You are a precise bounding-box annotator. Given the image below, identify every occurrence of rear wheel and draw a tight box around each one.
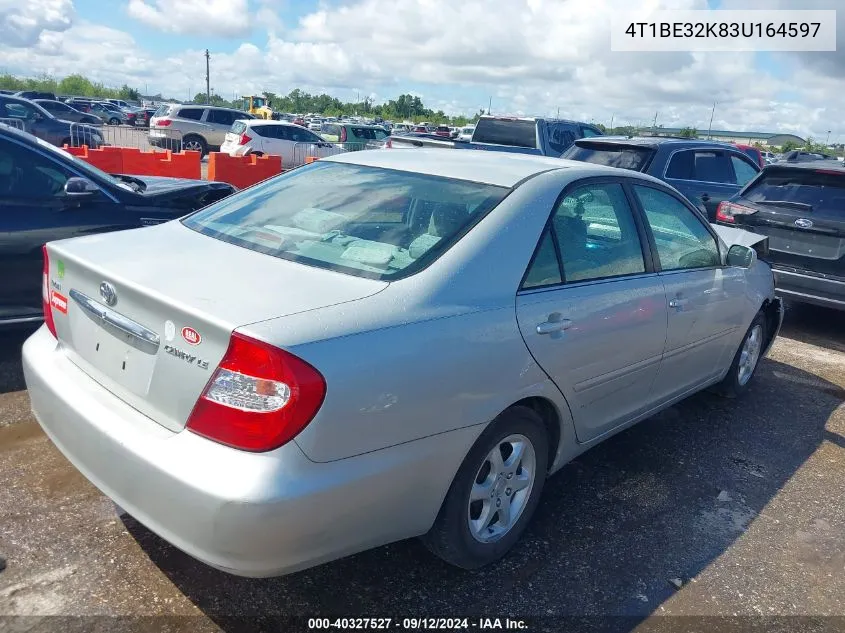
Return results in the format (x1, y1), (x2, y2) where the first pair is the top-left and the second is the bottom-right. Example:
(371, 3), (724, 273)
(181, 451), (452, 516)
(182, 135), (208, 156)
(108, 117), (120, 126)
(715, 312), (766, 398)
(422, 406), (548, 569)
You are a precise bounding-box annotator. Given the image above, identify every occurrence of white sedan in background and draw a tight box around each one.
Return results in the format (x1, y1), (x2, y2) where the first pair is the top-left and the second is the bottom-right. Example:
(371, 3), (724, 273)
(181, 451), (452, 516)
(221, 120), (344, 168)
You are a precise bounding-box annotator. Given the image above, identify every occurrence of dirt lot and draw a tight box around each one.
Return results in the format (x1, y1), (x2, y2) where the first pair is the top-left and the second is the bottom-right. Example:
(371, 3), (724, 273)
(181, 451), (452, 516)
(0, 302), (844, 632)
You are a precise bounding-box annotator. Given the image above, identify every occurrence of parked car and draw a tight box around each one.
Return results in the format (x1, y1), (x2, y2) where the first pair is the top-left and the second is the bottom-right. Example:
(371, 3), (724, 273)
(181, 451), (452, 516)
(716, 162), (845, 310)
(149, 104), (254, 156)
(221, 120), (343, 167)
(457, 125), (475, 141)
(14, 90), (57, 101)
(777, 150), (838, 163)
(33, 100), (101, 125)
(562, 137), (761, 221)
(320, 123), (388, 149)
(0, 95), (103, 149)
(733, 143), (765, 168)
(0, 124), (235, 327)
(434, 125), (452, 137)
(761, 150), (777, 164)
(106, 99), (137, 109)
(134, 108), (157, 128)
(63, 98), (95, 113)
(88, 102), (127, 126)
(24, 149), (781, 577)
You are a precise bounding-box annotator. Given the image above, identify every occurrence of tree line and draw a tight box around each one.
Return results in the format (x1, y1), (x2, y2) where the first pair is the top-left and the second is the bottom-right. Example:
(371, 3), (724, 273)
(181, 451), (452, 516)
(0, 73), (141, 102)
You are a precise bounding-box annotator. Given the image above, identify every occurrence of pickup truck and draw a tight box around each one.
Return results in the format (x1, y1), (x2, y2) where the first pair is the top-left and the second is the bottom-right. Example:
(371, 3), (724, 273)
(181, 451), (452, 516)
(385, 115), (604, 156)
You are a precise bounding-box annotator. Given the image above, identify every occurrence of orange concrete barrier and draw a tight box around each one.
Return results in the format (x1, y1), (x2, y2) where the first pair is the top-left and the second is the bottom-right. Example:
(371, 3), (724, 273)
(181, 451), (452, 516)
(304, 156), (318, 164)
(207, 153), (283, 189)
(63, 145), (201, 179)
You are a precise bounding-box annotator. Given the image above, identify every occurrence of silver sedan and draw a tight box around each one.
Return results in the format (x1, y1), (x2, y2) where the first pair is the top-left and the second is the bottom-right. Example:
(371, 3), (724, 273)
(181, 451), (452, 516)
(24, 149), (783, 577)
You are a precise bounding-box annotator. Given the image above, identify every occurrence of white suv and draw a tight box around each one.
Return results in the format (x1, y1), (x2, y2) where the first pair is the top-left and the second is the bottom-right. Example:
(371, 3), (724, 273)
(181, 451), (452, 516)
(149, 104), (254, 156)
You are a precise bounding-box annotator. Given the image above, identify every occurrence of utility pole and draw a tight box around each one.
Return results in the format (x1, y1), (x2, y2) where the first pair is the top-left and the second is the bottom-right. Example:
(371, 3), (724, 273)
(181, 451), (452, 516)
(826, 130), (831, 145)
(609, 114), (614, 134)
(488, 96), (492, 115)
(557, 107), (560, 118)
(205, 49), (211, 105)
(652, 111), (658, 131)
(707, 101), (716, 139)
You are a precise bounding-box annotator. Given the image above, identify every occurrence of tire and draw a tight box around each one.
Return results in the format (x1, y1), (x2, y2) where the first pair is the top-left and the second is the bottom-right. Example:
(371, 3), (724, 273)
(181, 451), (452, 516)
(181, 135), (208, 156)
(715, 311), (767, 398)
(108, 117), (120, 126)
(421, 406), (549, 570)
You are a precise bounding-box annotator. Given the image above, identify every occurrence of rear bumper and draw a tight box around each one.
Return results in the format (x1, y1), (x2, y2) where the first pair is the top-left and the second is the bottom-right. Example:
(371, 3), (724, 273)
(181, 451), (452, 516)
(773, 267), (845, 310)
(23, 325), (477, 577)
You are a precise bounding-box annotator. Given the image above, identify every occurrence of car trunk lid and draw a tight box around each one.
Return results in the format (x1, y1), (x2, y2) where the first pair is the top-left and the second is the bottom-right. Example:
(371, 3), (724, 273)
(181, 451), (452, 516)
(733, 166), (845, 277)
(45, 221), (387, 432)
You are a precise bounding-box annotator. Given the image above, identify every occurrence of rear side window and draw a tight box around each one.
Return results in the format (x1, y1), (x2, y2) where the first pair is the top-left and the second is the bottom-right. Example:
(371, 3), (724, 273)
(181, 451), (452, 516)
(153, 104), (171, 117)
(249, 125), (274, 138)
(731, 155), (759, 186)
(182, 162), (508, 281)
(743, 168), (845, 214)
(472, 118), (537, 148)
(562, 143), (654, 172)
(666, 150), (735, 184)
(207, 110), (237, 125)
(580, 126), (602, 138)
(177, 108), (204, 121)
(351, 127), (382, 140)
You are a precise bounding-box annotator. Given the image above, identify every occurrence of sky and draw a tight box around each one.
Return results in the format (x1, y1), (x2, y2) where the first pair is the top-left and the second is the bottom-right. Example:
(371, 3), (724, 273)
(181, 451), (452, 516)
(0, 0), (842, 140)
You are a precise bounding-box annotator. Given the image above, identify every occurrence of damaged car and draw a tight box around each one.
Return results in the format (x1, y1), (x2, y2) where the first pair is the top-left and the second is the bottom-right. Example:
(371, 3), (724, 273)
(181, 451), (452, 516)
(24, 150), (781, 577)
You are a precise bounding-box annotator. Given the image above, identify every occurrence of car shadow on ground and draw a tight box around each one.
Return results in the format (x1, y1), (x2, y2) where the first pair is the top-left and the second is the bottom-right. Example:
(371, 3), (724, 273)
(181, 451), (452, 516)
(123, 337), (844, 630)
(0, 326), (36, 395)
(778, 301), (845, 352)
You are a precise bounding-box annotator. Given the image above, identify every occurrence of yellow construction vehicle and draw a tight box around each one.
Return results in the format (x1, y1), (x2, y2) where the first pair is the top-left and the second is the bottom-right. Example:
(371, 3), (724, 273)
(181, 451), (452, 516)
(242, 95), (275, 120)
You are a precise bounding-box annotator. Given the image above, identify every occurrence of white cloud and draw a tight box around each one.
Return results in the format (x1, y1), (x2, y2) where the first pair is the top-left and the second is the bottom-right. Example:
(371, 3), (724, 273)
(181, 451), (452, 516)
(0, 0), (73, 47)
(126, 0), (251, 37)
(1, 0), (843, 140)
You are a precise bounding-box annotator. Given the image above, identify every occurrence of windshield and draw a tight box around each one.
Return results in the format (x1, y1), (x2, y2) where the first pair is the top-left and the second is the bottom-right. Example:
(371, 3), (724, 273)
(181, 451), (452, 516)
(743, 167), (845, 214)
(471, 118), (537, 148)
(562, 142), (654, 172)
(182, 162), (509, 280)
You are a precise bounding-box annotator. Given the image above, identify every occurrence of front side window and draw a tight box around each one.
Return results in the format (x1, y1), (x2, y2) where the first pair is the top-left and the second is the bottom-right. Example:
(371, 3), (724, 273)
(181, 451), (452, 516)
(183, 162), (509, 280)
(208, 110), (235, 125)
(0, 138), (70, 198)
(633, 185), (719, 271)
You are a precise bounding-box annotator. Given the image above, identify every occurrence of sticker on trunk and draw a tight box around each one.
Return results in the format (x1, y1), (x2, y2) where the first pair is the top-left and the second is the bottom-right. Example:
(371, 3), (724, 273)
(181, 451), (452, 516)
(181, 326), (202, 345)
(50, 291), (68, 314)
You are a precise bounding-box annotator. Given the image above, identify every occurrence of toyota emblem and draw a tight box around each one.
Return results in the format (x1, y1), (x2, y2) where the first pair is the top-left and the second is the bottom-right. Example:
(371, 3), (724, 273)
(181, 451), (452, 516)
(794, 218), (814, 229)
(99, 281), (117, 306)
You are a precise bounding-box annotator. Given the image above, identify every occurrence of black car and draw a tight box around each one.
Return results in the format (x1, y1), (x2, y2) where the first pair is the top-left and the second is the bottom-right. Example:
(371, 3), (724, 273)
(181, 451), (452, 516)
(0, 125), (236, 327)
(562, 137), (761, 221)
(777, 150), (838, 163)
(0, 94), (103, 149)
(14, 90), (57, 101)
(716, 161), (845, 310)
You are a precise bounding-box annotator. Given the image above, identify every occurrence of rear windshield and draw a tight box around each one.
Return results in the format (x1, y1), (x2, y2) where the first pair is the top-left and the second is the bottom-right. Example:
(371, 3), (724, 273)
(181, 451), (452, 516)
(562, 142), (654, 172)
(743, 167), (845, 213)
(231, 121), (247, 135)
(472, 118), (537, 148)
(182, 162), (509, 280)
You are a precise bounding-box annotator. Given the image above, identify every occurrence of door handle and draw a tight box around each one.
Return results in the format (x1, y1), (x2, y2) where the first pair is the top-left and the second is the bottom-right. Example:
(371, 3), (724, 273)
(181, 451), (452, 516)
(669, 298), (689, 309)
(536, 318), (572, 335)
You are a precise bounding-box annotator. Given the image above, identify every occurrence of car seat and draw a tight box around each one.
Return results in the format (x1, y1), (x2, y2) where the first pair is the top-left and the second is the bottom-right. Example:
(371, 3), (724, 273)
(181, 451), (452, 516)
(408, 202), (468, 259)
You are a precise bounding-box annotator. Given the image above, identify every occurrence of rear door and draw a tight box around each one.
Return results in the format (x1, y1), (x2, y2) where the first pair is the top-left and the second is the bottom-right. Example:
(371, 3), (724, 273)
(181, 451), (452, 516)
(516, 179), (667, 442)
(733, 166), (845, 298)
(631, 184), (746, 402)
(664, 148), (759, 221)
(0, 136), (123, 321)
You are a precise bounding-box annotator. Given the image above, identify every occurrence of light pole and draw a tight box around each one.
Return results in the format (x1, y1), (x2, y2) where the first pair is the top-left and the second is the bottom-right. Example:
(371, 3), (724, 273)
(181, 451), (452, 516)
(826, 130), (831, 145)
(707, 101), (716, 140)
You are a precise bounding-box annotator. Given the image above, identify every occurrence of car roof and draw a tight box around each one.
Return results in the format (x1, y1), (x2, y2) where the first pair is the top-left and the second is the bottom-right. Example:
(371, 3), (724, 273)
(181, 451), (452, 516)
(322, 148), (597, 187)
(763, 160), (845, 171)
(573, 136), (744, 149)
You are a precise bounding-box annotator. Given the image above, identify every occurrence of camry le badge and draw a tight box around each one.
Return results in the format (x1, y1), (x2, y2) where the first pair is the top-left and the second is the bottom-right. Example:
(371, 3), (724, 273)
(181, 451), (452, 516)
(99, 282), (117, 306)
(794, 218), (814, 229)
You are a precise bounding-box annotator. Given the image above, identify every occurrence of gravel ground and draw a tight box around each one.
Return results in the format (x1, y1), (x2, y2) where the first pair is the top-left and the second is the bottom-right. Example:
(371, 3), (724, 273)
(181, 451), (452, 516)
(0, 302), (843, 633)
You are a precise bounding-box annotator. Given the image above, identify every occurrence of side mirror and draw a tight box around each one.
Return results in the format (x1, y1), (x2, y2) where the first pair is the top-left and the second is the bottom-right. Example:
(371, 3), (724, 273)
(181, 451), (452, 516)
(726, 244), (756, 268)
(64, 177), (100, 197)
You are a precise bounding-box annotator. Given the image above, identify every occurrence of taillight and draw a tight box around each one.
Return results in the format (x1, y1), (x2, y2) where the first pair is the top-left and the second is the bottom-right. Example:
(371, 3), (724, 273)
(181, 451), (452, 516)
(716, 201), (758, 223)
(157, 119), (172, 127)
(385, 139), (393, 148)
(41, 246), (57, 338)
(186, 333), (326, 452)
(238, 133), (251, 145)
(339, 127), (347, 143)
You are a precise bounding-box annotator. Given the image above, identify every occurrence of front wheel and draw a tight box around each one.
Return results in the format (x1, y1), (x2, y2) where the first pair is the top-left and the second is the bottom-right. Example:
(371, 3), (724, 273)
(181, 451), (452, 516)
(108, 117), (121, 126)
(715, 312), (766, 398)
(421, 406), (548, 569)
(181, 135), (208, 156)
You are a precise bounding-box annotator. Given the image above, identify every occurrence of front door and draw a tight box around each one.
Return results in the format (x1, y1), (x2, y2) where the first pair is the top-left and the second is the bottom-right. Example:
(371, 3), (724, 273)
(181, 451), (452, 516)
(516, 180), (668, 442)
(630, 184), (746, 402)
